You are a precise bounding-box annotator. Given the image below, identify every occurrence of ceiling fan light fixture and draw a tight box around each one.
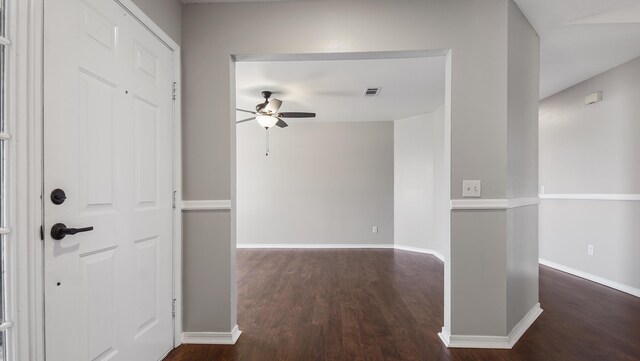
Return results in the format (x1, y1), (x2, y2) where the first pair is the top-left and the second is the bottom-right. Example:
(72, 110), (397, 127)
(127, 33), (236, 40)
(256, 115), (278, 129)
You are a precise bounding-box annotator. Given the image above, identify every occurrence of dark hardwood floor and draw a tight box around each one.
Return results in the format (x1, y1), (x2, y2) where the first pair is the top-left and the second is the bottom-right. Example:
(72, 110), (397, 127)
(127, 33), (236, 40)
(165, 249), (640, 361)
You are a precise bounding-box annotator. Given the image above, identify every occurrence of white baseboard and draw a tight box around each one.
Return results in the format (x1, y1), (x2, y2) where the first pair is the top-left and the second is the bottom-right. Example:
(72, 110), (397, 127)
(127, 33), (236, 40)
(393, 245), (444, 262)
(506, 303), (543, 347)
(539, 259), (640, 298)
(437, 328), (451, 346)
(237, 243), (395, 249)
(236, 243), (445, 262)
(438, 303), (542, 349)
(182, 325), (242, 345)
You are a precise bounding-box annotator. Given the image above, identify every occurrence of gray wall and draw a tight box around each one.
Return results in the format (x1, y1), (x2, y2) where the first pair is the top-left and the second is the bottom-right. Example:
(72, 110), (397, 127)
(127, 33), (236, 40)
(131, 0), (182, 44)
(432, 105), (451, 260)
(181, 0), (539, 338)
(505, 1), (540, 333)
(507, 1), (539, 200)
(394, 106), (447, 257)
(539, 56), (640, 292)
(183, 211), (231, 332)
(449, 2), (540, 337)
(394, 114), (435, 250)
(236, 121), (394, 246)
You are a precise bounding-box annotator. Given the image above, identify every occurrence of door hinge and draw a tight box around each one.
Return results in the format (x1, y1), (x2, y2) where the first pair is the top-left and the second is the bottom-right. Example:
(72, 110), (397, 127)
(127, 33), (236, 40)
(172, 191), (177, 209)
(172, 299), (177, 317)
(172, 82), (177, 101)
(40, 225), (44, 241)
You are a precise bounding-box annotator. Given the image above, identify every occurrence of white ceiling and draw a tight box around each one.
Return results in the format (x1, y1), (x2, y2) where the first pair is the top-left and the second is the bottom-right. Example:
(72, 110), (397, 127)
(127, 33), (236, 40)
(514, 0), (640, 99)
(197, 0), (640, 100)
(235, 57), (446, 123)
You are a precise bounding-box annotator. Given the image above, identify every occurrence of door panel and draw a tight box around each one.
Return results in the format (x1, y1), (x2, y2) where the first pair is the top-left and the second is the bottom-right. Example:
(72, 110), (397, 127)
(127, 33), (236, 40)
(133, 236), (159, 338)
(134, 98), (159, 206)
(78, 70), (117, 209)
(81, 247), (118, 361)
(44, 0), (175, 360)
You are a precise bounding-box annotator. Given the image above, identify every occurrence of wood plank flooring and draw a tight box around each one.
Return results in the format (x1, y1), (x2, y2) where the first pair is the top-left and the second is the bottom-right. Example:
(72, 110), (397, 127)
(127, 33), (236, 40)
(164, 249), (640, 361)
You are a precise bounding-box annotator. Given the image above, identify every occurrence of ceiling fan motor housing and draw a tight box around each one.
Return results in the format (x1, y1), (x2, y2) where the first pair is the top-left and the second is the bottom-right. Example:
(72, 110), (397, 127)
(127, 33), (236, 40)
(256, 90), (273, 113)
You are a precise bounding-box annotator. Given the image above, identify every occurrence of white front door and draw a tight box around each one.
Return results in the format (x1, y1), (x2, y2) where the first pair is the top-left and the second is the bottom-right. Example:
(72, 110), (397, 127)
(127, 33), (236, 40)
(43, 0), (175, 360)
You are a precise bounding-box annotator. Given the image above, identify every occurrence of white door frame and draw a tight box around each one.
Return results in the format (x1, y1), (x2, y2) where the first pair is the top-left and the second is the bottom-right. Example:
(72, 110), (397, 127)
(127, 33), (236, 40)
(17, 1), (183, 359)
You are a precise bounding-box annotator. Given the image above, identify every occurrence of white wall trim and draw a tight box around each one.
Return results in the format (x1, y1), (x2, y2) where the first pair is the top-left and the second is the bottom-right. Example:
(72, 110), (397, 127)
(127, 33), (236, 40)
(394, 245), (445, 262)
(450, 197), (539, 210)
(171, 47), (184, 347)
(237, 244), (446, 261)
(182, 325), (242, 345)
(539, 259), (640, 298)
(189, 197), (541, 212)
(539, 194), (640, 201)
(237, 243), (395, 249)
(437, 327), (451, 346)
(451, 199), (507, 210)
(438, 303), (542, 349)
(507, 197), (540, 208)
(117, 0), (179, 50)
(21, 0), (45, 360)
(506, 303), (543, 348)
(182, 200), (232, 211)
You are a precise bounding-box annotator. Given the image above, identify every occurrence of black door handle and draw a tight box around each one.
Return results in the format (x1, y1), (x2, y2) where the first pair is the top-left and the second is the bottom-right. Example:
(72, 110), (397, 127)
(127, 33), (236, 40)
(51, 223), (94, 240)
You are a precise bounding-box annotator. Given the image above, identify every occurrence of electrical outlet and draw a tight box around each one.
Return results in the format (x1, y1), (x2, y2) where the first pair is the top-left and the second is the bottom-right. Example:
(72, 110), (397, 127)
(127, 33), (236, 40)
(462, 180), (481, 197)
(588, 245), (594, 256)
(372, 226), (378, 234)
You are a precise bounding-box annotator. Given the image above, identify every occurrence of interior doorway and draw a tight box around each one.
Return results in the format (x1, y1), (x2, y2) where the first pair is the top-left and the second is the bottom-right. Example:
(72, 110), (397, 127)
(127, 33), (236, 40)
(232, 50), (452, 341)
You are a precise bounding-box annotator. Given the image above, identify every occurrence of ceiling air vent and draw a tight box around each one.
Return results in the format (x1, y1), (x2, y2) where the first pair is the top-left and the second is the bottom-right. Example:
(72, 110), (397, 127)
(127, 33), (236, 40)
(364, 87), (381, 96)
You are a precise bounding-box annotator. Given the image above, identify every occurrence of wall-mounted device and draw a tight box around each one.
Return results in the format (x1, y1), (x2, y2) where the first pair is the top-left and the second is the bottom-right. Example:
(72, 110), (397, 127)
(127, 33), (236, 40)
(584, 91), (602, 105)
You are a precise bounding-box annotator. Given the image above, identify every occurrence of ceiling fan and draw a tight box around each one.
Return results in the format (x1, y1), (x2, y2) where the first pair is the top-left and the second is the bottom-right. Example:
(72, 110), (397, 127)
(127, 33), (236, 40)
(236, 90), (316, 129)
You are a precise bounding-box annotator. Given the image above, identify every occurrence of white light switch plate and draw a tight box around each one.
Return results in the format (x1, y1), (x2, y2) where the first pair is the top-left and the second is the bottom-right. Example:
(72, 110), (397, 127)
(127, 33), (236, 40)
(463, 180), (481, 197)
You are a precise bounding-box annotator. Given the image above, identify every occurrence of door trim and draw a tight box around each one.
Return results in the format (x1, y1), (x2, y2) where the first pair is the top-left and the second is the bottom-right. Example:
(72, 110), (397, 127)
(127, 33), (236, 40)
(19, 1), (45, 360)
(24, 1), (183, 358)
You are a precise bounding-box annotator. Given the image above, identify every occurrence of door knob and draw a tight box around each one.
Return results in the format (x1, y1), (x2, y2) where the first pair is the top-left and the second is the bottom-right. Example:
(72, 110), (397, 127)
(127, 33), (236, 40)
(50, 223), (94, 240)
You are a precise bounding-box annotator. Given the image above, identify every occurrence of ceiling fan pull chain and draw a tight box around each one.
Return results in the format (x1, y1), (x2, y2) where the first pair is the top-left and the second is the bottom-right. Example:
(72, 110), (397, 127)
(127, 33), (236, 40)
(265, 128), (269, 156)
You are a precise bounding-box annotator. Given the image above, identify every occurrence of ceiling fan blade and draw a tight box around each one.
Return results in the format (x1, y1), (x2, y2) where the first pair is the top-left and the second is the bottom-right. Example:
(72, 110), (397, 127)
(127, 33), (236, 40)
(236, 117), (255, 124)
(275, 118), (288, 128)
(264, 98), (283, 114)
(278, 112), (316, 118)
(236, 108), (257, 115)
